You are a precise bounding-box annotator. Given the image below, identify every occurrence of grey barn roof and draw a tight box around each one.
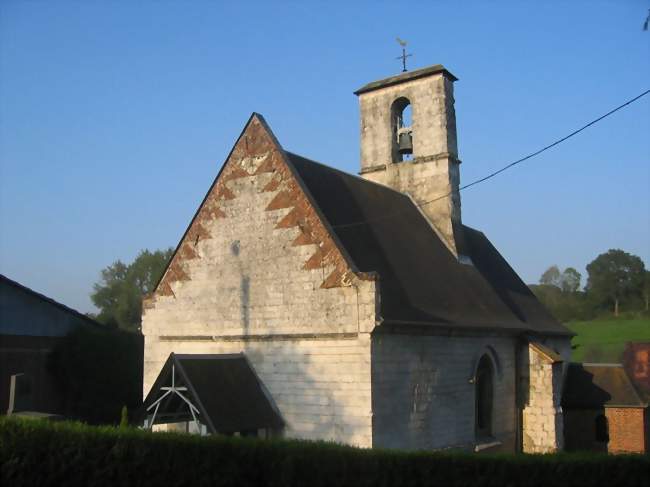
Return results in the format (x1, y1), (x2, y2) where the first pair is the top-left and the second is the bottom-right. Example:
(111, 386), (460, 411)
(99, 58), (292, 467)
(143, 353), (283, 433)
(0, 273), (101, 336)
(285, 152), (571, 336)
(562, 363), (647, 409)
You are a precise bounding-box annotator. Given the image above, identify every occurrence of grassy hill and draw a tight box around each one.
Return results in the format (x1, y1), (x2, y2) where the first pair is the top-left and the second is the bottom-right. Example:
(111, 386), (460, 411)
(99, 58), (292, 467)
(566, 318), (650, 363)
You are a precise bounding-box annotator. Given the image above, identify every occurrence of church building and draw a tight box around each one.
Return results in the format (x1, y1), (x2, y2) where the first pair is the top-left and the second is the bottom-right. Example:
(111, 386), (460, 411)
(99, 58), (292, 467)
(141, 64), (573, 453)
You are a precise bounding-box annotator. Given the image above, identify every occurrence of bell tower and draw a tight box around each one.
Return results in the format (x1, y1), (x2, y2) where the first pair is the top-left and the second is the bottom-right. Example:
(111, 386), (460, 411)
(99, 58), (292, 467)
(355, 64), (464, 256)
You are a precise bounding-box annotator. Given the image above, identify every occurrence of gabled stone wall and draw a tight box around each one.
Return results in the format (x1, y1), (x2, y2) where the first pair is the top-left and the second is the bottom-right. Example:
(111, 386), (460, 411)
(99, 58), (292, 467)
(142, 116), (377, 446)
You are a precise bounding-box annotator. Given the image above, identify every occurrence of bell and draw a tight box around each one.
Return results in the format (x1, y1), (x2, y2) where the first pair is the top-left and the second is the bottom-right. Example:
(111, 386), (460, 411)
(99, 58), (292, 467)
(398, 131), (413, 155)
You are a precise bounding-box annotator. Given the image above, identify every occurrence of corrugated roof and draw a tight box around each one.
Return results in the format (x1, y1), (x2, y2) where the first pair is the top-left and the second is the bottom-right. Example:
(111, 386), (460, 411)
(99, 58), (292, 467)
(143, 353), (283, 433)
(562, 363), (647, 408)
(287, 152), (571, 336)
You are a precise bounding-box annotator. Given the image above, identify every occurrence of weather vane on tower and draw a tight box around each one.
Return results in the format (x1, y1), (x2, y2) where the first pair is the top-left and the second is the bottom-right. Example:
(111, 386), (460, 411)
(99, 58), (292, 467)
(396, 37), (412, 72)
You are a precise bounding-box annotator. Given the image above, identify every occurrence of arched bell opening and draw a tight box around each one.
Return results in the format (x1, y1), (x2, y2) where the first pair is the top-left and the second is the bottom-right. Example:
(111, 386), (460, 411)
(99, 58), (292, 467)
(391, 97), (413, 163)
(475, 354), (494, 439)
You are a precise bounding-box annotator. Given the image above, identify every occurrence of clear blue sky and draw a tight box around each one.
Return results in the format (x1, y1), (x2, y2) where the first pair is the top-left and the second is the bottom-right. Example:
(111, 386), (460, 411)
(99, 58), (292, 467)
(1, 1), (649, 313)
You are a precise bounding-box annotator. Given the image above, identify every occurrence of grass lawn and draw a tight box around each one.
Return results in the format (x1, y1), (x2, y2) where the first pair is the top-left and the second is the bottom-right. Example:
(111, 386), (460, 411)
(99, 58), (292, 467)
(566, 318), (650, 363)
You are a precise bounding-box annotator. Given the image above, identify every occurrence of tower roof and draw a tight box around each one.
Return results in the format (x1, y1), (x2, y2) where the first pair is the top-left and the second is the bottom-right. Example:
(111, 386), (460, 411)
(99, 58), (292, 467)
(354, 64), (458, 96)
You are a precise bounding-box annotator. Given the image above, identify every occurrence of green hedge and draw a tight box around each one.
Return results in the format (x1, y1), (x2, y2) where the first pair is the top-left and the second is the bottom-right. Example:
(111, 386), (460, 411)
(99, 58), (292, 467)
(1, 418), (647, 487)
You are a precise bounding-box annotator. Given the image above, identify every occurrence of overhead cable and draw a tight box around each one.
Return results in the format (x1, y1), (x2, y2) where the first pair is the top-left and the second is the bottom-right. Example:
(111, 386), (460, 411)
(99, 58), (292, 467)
(332, 89), (650, 229)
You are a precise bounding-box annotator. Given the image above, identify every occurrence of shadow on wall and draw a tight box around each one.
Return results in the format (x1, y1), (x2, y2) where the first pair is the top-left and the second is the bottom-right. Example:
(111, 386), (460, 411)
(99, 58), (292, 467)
(230, 240), (251, 336)
(144, 338), (370, 446)
(563, 408), (610, 453)
(562, 366), (612, 452)
(242, 340), (370, 445)
(371, 334), (517, 453)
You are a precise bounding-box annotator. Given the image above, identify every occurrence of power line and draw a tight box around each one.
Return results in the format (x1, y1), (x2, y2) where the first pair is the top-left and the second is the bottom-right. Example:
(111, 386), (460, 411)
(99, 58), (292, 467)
(332, 89), (650, 230)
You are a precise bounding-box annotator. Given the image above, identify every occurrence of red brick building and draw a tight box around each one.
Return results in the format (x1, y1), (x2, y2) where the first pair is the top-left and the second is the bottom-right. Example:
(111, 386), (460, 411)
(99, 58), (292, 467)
(563, 363), (648, 454)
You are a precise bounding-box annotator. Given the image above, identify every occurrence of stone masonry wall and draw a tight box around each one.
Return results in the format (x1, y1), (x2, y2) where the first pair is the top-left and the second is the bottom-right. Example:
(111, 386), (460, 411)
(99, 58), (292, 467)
(145, 335), (373, 446)
(142, 116), (377, 447)
(522, 344), (564, 453)
(371, 332), (517, 452)
(358, 73), (458, 170)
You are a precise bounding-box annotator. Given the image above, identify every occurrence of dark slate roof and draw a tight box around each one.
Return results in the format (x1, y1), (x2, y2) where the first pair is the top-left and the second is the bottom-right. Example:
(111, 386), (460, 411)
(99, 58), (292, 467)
(354, 64), (458, 95)
(0, 273), (101, 336)
(563, 363), (647, 408)
(286, 152), (571, 336)
(143, 353), (283, 433)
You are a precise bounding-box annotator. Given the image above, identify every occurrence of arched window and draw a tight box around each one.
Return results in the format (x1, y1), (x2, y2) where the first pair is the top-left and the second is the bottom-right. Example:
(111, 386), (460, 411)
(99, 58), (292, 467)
(595, 414), (609, 443)
(475, 354), (494, 438)
(391, 97), (413, 162)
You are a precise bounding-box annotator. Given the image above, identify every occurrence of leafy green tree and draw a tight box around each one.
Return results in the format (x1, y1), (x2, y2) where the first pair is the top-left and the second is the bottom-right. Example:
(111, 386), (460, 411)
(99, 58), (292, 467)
(586, 249), (646, 317)
(91, 248), (174, 330)
(560, 267), (582, 293)
(540, 265), (561, 287)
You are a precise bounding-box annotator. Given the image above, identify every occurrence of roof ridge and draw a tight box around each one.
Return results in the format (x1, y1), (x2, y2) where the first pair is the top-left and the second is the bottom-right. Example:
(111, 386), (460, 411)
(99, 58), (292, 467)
(581, 363), (624, 367)
(175, 353), (243, 360)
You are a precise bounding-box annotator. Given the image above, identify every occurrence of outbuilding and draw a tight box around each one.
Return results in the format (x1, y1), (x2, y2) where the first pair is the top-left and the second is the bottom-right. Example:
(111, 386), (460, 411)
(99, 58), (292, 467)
(563, 362), (648, 453)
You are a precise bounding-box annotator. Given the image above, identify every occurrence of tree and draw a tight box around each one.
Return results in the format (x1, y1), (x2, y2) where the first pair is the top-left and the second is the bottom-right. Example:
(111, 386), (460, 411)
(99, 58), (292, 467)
(540, 265), (561, 287)
(91, 248), (174, 330)
(120, 405), (129, 428)
(560, 267), (581, 293)
(586, 249), (646, 317)
(48, 325), (143, 424)
(643, 271), (650, 311)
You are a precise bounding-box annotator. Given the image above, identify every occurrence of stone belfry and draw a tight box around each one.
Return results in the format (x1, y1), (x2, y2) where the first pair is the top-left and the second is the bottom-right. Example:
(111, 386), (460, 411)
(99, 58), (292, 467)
(355, 65), (464, 256)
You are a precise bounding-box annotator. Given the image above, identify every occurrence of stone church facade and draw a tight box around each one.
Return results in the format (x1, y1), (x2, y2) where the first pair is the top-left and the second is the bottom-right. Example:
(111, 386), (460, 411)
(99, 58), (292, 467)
(142, 65), (572, 453)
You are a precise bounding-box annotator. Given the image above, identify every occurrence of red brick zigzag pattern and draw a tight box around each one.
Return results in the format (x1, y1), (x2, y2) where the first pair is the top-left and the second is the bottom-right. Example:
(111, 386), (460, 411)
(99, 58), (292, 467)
(153, 117), (355, 302)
